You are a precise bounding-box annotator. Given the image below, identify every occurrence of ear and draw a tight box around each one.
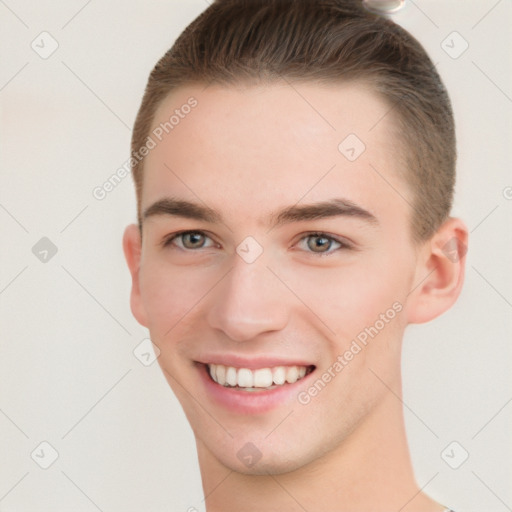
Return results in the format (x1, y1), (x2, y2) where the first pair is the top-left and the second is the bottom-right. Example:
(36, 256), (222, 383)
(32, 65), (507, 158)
(406, 217), (468, 324)
(122, 224), (149, 327)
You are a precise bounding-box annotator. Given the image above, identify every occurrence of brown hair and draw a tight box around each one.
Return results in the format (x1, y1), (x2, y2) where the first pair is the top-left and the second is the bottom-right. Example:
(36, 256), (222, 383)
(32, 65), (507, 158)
(131, 0), (455, 241)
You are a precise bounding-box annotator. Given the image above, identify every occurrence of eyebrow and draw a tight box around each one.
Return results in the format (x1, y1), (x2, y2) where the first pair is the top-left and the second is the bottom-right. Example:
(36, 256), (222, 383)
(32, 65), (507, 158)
(142, 197), (378, 228)
(273, 198), (378, 227)
(143, 198), (221, 224)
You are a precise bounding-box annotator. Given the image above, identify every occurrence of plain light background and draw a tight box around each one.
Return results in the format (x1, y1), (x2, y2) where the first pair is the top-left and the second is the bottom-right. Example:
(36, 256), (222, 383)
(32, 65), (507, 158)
(1, 1), (511, 511)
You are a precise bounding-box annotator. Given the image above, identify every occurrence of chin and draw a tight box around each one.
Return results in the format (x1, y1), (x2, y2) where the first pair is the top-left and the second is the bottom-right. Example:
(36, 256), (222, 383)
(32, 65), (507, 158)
(197, 427), (334, 477)
(219, 449), (313, 476)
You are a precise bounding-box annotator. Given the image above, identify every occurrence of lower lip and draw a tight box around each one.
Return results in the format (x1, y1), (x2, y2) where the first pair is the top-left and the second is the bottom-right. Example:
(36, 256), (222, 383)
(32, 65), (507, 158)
(197, 363), (316, 414)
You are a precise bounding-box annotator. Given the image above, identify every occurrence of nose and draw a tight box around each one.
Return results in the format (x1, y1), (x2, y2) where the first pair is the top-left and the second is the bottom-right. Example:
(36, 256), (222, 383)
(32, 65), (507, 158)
(206, 254), (290, 342)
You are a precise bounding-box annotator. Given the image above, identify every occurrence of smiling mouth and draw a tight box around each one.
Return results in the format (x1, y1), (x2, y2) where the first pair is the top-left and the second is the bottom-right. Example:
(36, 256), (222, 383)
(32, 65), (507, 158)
(206, 363), (315, 392)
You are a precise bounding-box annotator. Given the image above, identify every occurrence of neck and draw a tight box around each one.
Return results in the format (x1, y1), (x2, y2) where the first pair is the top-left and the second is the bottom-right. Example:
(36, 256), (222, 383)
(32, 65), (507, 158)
(196, 386), (444, 512)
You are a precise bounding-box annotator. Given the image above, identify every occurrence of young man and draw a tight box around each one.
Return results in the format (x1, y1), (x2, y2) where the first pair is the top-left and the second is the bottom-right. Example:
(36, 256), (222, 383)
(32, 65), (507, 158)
(123, 1), (467, 510)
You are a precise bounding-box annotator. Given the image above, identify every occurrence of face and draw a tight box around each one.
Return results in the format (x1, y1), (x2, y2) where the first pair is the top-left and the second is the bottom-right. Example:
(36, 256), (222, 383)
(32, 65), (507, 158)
(126, 81), (425, 474)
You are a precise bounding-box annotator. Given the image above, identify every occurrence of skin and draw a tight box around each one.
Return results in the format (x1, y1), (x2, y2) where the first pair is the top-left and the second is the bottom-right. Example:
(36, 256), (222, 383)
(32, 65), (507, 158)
(123, 81), (468, 511)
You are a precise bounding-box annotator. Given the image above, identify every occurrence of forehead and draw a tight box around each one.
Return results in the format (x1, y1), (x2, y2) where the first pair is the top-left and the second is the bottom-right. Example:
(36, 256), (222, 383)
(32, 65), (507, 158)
(142, 81), (409, 226)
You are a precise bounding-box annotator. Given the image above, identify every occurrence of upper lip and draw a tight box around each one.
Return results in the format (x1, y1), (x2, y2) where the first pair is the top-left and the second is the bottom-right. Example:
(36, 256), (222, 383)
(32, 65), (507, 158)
(196, 354), (315, 370)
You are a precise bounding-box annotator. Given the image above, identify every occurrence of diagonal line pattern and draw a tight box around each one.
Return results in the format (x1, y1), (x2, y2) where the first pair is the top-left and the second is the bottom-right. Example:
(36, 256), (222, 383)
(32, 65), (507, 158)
(163, 368), (233, 438)
(0, 265), (28, 295)
(61, 0), (93, 29)
(202, 470), (233, 503)
(268, 474), (310, 511)
(0, 62), (29, 92)
(369, 163), (416, 211)
(0, 408), (29, 439)
(472, 266), (512, 309)
(470, 205), (499, 233)
(472, 0), (503, 30)
(61, 369), (131, 439)
(369, 100), (400, 132)
(0, 0), (29, 28)
(265, 410), (294, 439)
(61, 471), (104, 511)
(472, 61), (512, 104)
(266, 266), (336, 335)
(0, 203), (29, 232)
(61, 61), (131, 129)
(406, 267), (437, 297)
(60, 205), (89, 233)
(61, 265), (132, 334)
(472, 396), (512, 439)
(408, 0), (439, 28)
(368, 367), (439, 438)
(397, 473), (439, 512)
(472, 471), (512, 511)
(0, 472), (29, 503)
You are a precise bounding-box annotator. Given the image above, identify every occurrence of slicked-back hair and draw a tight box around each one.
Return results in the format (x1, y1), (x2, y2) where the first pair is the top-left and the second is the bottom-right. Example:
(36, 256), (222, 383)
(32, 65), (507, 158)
(131, 0), (456, 242)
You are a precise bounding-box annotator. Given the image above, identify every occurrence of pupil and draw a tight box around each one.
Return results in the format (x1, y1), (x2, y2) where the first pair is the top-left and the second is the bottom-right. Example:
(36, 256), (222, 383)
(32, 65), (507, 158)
(185, 233), (204, 247)
(309, 236), (330, 252)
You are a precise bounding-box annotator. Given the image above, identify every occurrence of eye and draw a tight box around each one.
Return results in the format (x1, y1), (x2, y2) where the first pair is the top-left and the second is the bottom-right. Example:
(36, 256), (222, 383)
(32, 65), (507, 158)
(297, 233), (350, 254)
(163, 231), (216, 250)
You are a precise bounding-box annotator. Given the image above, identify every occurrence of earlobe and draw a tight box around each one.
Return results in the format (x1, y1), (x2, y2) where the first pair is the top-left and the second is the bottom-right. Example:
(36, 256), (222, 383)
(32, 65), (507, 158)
(122, 224), (149, 327)
(406, 218), (468, 324)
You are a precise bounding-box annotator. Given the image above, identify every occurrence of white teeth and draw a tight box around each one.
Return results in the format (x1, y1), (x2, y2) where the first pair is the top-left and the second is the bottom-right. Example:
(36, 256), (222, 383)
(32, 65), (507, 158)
(216, 364), (226, 386)
(226, 366), (237, 386)
(238, 368), (253, 388)
(272, 366), (286, 385)
(285, 366), (299, 384)
(253, 368), (273, 388)
(207, 363), (311, 388)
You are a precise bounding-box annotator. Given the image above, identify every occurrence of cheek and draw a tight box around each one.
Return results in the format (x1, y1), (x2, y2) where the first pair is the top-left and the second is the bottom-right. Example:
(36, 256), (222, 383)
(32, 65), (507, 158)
(343, 271), (402, 319)
(284, 255), (409, 338)
(139, 260), (211, 336)
(326, 254), (411, 380)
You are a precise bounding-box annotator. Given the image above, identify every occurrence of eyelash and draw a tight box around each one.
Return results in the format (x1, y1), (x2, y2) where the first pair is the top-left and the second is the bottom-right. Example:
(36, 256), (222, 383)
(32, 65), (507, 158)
(161, 230), (353, 256)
